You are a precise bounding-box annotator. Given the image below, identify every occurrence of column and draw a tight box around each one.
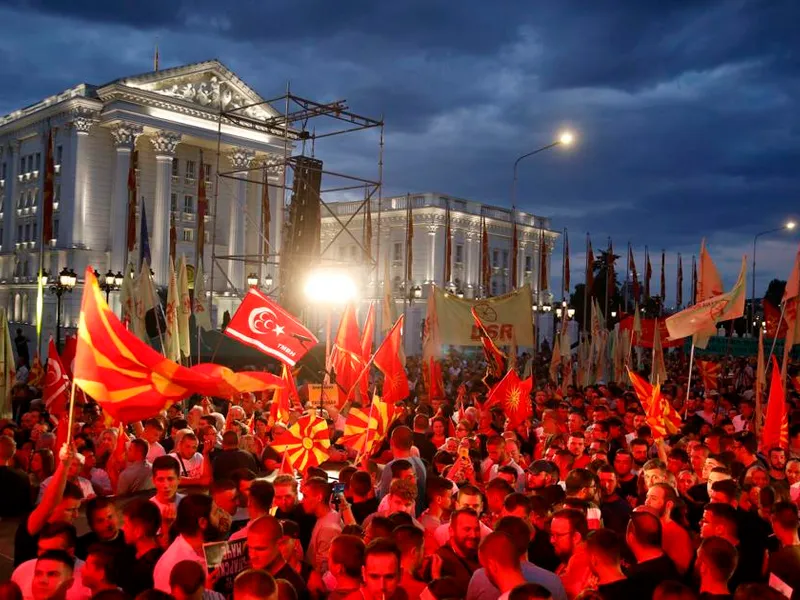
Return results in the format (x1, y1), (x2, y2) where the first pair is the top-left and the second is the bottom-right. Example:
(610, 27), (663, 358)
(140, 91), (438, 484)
(427, 225), (437, 283)
(109, 123), (142, 273)
(516, 242), (525, 290)
(150, 131), (181, 286)
(228, 148), (255, 291)
(464, 232), (474, 292)
(69, 109), (98, 248)
(4, 142), (20, 254)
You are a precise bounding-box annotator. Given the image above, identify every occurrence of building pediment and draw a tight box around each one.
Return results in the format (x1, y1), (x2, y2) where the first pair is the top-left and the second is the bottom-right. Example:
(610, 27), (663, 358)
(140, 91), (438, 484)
(98, 60), (278, 122)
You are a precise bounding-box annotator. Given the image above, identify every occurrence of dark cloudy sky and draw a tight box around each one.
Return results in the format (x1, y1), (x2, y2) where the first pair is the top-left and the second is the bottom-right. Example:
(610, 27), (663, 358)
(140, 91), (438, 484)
(1, 0), (798, 304)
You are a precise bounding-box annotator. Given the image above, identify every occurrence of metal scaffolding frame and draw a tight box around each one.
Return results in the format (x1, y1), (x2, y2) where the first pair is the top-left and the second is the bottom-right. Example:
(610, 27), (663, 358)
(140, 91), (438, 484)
(207, 83), (385, 322)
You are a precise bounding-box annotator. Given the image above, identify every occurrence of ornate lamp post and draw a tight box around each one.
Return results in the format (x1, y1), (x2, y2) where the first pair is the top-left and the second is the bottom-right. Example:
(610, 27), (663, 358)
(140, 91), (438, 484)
(49, 267), (77, 351)
(96, 269), (124, 303)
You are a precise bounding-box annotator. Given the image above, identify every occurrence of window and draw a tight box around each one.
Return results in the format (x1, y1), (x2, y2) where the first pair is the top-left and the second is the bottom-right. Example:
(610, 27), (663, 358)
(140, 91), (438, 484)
(525, 256), (532, 272)
(170, 193), (177, 212)
(502, 250), (509, 269)
(53, 220), (58, 240)
(27, 155), (33, 172)
(54, 184), (61, 204)
(19, 156), (25, 174)
(24, 224), (30, 242)
(56, 145), (63, 165)
(455, 244), (464, 264)
(186, 160), (196, 180)
(393, 242), (402, 262)
(31, 190), (37, 208)
(32, 223), (37, 241)
(35, 153), (41, 171)
(171, 158), (179, 177)
(183, 195), (194, 213)
(1, 162), (6, 179)
(204, 163), (212, 182)
(350, 246), (358, 260)
(491, 280), (498, 296)
(204, 230), (211, 243)
(182, 229), (194, 242)
(393, 275), (401, 292)
(492, 249), (499, 268)
(0, 228), (3, 245)
(16, 225), (22, 242)
(17, 193), (23, 209)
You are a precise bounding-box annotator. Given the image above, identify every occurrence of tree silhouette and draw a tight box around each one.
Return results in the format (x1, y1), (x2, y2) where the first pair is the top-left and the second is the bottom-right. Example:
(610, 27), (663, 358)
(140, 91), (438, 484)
(764, 279), (787, 308)
(569, 248), (622, 329)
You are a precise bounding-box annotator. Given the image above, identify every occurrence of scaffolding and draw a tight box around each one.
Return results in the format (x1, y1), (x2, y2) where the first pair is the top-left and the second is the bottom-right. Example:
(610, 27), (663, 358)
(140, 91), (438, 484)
(208, 84), (385, 320)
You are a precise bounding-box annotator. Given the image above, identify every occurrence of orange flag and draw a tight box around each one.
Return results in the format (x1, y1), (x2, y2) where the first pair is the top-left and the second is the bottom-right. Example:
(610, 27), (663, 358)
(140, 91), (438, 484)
(74, 268), (286, 423)
(471, 307), (507, 380)
(627, 368), (682, 434)
(761, 355), (789, 451)
(43, 339), (70, 417)
(696, 360), (721, 392)
(271, 413), (331, 473)
(330, 303), (366, 402)
(646, 382), (668, 440)
(486, 369), (533, 429)
(270, 365), (299, 424)
(373, 316), (410, 404)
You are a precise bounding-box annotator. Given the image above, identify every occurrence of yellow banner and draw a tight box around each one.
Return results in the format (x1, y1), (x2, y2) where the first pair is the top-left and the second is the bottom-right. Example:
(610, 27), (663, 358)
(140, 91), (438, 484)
(307, 383), (340, 408)
(431, 285), (534, 347)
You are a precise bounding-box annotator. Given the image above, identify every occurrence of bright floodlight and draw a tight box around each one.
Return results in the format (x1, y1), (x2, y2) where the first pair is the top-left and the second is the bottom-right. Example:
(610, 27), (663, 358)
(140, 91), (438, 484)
(787, 221), (796, 230)
(304, 269), (358, 305)
(558, 131), (575, 146)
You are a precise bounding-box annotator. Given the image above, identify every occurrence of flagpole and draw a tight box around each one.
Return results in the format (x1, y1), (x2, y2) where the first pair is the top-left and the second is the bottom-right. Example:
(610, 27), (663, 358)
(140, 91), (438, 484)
(583, 233), (589, 334)
(685, 340), (696, 418)
(767, 300), (788, 369)
(604, 237), (611, 330)
(64, 375), (78, 446)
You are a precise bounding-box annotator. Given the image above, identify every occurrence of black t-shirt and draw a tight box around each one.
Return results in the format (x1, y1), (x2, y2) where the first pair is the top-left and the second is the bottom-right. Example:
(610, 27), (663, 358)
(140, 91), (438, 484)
(275, 505), (316, 553)
(600, 496), (632, 537)
(275, 562), (310, 600)
(0, 466), (32, 518)
(617, 474), (638, 501)
(768, 544), (800, 600)
(528, 526), (560, 573)
(76, 530), (132, 561)
(626, 554), (680, 599)
(14, 517), (40, 566)
(350, 498), (380, 525)
(212, 449), (259, 481)
(120, 546), (163, 597)
(597, 578), (640, 600)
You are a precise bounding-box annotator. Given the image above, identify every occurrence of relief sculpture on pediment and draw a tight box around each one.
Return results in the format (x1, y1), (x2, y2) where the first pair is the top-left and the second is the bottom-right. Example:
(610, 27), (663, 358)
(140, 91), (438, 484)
(145, 74), (270, 120)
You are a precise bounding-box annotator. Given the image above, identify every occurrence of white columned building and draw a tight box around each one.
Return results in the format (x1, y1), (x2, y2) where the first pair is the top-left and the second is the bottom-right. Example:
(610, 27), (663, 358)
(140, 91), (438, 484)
(0, 60), (289, 352)
(320, 192), (559, 355)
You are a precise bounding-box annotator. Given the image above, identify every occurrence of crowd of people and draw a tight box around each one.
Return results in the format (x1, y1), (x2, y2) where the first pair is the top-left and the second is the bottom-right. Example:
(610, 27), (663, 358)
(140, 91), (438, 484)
(1, 347), (799, 600)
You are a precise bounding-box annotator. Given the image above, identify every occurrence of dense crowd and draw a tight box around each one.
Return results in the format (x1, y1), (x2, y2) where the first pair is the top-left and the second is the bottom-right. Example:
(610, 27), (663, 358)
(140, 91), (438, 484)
(1, 348), (800, 600)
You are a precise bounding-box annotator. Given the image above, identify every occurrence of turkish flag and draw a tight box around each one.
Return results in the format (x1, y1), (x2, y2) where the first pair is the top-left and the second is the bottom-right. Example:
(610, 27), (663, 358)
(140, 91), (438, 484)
(486, 369), (533, 429)
(224, 288), (318, 366)
(60, 334), (77, 378)
(44, 338), (71, 416)
(373, 316), (410, 404)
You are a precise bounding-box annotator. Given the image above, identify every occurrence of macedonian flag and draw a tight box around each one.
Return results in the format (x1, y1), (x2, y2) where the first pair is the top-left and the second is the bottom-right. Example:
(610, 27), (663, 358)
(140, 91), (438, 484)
(627, 367), (682, 435)
(74, 268), (286, 423)
(486, 369), (533, 429)
(340, 394), (400, 456)
(271, 413), (331, 472)
(696, 360), (721, 392)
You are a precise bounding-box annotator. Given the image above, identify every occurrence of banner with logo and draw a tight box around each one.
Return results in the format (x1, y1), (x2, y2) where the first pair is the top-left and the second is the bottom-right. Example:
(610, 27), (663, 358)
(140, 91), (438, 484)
(430, 285), (534, 347)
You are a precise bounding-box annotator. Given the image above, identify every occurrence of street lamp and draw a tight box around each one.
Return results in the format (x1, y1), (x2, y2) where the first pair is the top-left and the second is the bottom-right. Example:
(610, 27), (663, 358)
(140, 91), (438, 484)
(264, 273), (274, 288)
(247, 273), (259, 288)
(50, 267), (77, 352)
(96, 269), (123, 303)
(750, 220), (796, 334)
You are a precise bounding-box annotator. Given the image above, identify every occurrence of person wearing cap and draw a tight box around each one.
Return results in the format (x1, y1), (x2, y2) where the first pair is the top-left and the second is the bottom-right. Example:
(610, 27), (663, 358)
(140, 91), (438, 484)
(526, 461), (564, 509)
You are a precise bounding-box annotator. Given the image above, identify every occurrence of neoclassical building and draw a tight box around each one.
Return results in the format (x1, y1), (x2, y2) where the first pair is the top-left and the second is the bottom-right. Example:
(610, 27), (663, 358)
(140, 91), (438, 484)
(320, 193), (559, 354)
(0, 60), (286, 345)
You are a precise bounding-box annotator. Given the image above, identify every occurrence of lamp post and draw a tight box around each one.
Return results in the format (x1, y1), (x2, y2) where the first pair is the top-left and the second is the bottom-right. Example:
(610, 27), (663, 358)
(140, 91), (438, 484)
(510, 131), (575, 315)
(49, 267), (77, 352)
(96, 269), (124, 303)
(750, 221), (796, 335)
(247, 273), (259, 288)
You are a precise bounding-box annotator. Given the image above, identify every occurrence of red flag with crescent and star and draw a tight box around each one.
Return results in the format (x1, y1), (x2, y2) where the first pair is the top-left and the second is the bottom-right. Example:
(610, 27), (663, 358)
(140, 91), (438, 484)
(224, 287), (318, 367)
(43, 338), (70, 416)
(271, 413), (331, 473)
(74, 268), (287, 423)
(696, 359), (721, 392)
(486, 369), (533, 429)
(372, 315), (409, 404)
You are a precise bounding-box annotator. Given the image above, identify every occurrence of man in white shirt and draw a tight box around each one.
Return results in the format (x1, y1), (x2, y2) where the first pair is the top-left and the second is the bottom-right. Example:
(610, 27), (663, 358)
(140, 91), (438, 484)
(169, 431), (210, 487)
(153, 494), (221, 592)
(142, 418), (166, 464)
(150, 455), (185, 547)
(12, 522), (91, 600)
(302, 477), (342, 573)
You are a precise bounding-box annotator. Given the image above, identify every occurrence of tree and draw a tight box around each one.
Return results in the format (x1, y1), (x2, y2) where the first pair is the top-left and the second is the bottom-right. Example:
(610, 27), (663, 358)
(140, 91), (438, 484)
(764, 279), (787, 308)
(569, 249), (623, 330)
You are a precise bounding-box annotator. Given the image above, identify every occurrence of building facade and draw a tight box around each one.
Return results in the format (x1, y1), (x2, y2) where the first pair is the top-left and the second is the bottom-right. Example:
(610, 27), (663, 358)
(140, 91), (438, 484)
(320, 192), (559, 354)
(0, 60), (286, 352)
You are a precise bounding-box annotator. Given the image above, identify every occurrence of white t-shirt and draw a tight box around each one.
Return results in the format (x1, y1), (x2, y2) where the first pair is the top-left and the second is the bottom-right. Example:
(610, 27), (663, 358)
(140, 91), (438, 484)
(147, 441), (166, 463)
(153, 534), (207, 592)
(38, 476), (95, 503)
(12, 557), (91, 600)
(169, 452), (204, 479)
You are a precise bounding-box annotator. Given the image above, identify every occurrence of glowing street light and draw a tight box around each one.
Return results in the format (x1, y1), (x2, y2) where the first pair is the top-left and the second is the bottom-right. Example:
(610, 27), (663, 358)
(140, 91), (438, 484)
(750, 219), (798, 334)
(304, 269), (358, 305)
(558, 131), (575, 146)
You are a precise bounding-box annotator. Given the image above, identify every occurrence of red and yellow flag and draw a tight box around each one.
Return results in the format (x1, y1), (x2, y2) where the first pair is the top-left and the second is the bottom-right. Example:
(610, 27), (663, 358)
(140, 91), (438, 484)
(486, 369), (533, 429)
(471, 307), (507, 381)
(28, 354), (45, 388)
(761, 355), (789, 451)
(330, 303), (366, 403)
(74, 268), (286, 423)
(271, 413), (331, 473)
(358, 303), (376, 400)
(646, 382), (668, 440)
(697, 360), (721, 392)
(627, 367), (682, 435)
(270, 365), (299, 424)
(373, 316), (409, 404)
